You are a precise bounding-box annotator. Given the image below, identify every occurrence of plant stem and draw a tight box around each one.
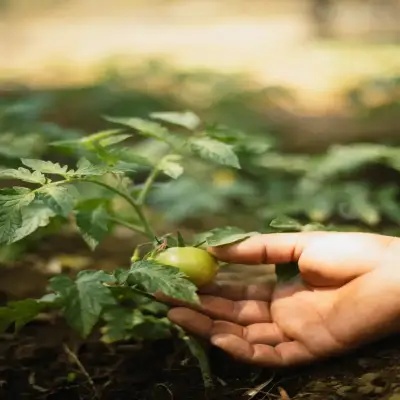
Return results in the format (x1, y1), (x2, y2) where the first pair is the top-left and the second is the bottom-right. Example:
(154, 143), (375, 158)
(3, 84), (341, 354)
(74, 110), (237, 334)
(137, 162), (162, 205)
(107, 216), (147, 237)
(82, 178), (155, 238)
(63, 343), (100, 399)
(179, 331), (213, 389)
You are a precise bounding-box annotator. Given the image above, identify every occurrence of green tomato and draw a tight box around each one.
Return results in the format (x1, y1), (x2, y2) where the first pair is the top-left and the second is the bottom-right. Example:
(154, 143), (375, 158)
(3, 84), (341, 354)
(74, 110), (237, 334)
(155, 247), (219, 287)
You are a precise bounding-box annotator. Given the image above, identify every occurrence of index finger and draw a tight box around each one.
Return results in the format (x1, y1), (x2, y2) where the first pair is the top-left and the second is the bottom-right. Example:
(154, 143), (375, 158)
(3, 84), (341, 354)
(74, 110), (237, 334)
(208, 233), (318, 265)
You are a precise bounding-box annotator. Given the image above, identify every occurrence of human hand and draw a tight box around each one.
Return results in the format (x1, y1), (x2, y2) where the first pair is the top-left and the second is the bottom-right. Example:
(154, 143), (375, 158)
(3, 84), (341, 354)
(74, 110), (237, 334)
(167, 232), (400, 367)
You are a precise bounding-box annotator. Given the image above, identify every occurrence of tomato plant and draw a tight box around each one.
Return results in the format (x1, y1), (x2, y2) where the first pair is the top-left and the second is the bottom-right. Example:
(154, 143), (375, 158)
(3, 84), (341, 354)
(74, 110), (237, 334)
(0, 111), (260, 389)
(0, 71), (399, 394)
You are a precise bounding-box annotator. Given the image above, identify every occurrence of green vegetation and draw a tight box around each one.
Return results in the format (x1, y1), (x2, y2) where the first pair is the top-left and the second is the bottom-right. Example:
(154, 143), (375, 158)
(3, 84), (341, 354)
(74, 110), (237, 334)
(0, 62), (399, 398)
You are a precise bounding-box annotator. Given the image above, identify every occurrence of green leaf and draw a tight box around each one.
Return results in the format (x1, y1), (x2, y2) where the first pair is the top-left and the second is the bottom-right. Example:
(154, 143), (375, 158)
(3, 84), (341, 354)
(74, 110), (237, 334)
(301, 222), (329, 232)
(199, 226), (258, 247)
(101, 147), (153, 169)
(73, 158), (109, 177)
(0, 132), (45, 159)
(340, 184), (380, 226)
(105, 117), (171, 142)
(0, 187), (35, 245)
(0, 307), (14, 333)
(82, 129), (125, 146)
(0, 298), (52, 334)
(38, 185), (78, 217)
(51, 129), (127, 149)
(306, 144), (391, 181)
(125, 261), (199, 305)
(73, 157), (137, 176)
(189, 137), (240, 169)
(150, 111), (201, 130)
(269, 216), (303, 231)
(98, 133), (132, 147)
(101, 307), (172, 344)
(176, 231), (185, 247)
(0, 167), (47, 185)
(7, 299), (47, 332)
(305, 191), (336, 222)
(21, 159), (71, 176)
(377, 186), (400, 224)
(75, 206), (110, 250)
(9, 202), (56, 243)
(49, 270), (116, 338)
(101, 306), (135, 343)
(159, 154), (184, 179)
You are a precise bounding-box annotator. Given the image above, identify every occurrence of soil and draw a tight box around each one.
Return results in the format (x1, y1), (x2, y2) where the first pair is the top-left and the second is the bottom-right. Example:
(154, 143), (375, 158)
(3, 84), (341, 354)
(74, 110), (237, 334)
(1, 233), (400, 400)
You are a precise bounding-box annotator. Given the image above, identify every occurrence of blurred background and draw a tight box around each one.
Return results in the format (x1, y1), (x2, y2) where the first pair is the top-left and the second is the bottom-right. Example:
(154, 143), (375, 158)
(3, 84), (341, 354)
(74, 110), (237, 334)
(0, 0), (400, 298)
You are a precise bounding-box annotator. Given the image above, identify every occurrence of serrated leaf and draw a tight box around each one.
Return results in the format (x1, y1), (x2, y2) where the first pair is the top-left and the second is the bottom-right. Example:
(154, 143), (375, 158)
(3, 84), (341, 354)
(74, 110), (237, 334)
(189, 137), (240, 169)
(0, 298), (54, 334)
(39, 185), (78, 217)
(101, 306), (135, 343)
(49, 270), (116, 338)
(9, 202), (56, 243)
(73, 157), (137, 176)
(159, 154), (184, 179)
(101, 307), (172, 343)
(126, 261), (199, 305)
(0, 167), (47, 184)
(0, 187), (35, 245)
(150, 111), (201, 130)
(113, 268), (131, 285)
(7, 299), (47, 332)
(105, 117), (170, 142)
(75, 206), (110, 250)
(269, 216), (302, 231)
(200, 226), (259, 247)
(73, 158), (108, 177)
(21, 159), (71, 176)
(102, 147), (153, 168)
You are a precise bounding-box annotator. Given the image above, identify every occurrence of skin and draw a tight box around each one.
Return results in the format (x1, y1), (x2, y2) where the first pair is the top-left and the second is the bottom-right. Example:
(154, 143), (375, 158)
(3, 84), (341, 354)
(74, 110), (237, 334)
(164, 232), (400, 367)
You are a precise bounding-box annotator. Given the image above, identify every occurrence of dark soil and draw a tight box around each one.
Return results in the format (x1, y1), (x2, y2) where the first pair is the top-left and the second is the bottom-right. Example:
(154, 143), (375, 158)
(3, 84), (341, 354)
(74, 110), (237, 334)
(1, 321), (400, 400)
(1, 233), (400, 400)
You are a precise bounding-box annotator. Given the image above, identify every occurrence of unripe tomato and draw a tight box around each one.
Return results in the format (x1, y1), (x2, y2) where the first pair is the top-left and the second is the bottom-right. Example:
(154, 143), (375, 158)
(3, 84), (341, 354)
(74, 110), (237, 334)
(155, 247), (218, 287)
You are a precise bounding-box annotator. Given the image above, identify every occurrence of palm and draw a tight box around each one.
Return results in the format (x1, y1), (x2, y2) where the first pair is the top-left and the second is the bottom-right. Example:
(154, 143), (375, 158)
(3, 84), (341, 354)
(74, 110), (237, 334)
(167, 232), (400, 367)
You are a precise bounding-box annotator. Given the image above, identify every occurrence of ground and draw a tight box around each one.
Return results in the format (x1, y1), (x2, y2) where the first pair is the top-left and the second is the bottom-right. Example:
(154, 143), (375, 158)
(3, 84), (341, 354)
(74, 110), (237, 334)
(1, 315), (400, 399)
(1, 232), (400, 400)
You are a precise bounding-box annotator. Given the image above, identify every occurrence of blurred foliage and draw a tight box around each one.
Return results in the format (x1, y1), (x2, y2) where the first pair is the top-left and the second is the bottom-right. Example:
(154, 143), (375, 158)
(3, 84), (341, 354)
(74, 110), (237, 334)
(0, 62), (399, 263)
(346, 75), (400, 119)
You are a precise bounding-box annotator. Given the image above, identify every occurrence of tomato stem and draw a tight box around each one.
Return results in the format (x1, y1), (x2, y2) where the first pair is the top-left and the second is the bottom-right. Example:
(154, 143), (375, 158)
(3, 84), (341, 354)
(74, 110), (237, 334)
(137, 162), (162, 205)
(81, 178), (155, 239)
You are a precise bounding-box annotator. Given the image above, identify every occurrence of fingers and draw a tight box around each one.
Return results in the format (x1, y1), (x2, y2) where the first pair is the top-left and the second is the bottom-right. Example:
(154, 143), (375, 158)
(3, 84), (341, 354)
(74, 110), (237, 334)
(212, 321), (290, 345)
(209, 232), (399, 287)
(199, 295), (272, 325)
(199, 282), (274, 301)
(208, 233), (314, 265)
(211, 335), (316, 367)
(167, 308), (287, 346)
